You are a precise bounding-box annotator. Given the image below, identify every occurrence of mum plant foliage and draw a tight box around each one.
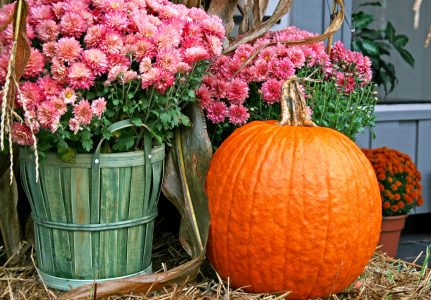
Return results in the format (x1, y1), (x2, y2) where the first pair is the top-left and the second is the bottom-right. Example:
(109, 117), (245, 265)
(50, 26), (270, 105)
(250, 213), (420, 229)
(362, 147), (423, 216)
(0, 0), (224, 162)
(197, 27), (378, 146)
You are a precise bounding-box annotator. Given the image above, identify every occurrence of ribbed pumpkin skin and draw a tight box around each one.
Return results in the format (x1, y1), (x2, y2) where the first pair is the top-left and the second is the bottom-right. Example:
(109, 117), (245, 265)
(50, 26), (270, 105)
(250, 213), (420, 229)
(206, 120), (382, 300)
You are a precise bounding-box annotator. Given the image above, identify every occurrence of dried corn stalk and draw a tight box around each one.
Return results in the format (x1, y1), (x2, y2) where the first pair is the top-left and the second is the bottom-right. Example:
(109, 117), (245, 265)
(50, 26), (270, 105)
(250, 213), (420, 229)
(413, 0), (430, 47)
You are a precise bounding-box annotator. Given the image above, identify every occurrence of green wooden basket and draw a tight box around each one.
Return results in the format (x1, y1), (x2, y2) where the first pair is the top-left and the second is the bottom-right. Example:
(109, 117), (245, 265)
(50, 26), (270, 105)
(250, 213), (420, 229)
(19, 120), (165, 291)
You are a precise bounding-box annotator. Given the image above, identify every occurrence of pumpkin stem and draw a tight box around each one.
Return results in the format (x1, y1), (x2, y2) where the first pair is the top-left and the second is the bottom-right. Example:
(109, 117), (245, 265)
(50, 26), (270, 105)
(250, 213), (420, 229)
(278, 76), (317, 127)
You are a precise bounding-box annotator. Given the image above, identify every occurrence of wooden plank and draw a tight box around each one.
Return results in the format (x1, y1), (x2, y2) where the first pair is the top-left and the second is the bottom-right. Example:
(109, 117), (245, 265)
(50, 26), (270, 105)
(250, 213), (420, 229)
(99, 167), (120, 278)
(43, 167), (73, 278)
(126, 166), (146, 274)
(371, 121), (417, 162)
(116, 167), (132, 276)
(70, 168), (93, 279)
(375, 104), (431, 121)
(26, 163), (55, 274)
(416, 120), (431, 214)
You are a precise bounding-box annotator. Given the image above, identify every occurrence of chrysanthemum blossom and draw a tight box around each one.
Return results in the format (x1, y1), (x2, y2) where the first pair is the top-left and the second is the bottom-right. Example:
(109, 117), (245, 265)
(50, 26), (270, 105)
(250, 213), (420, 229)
(84, 25), (106, 48)
(286, 47), (306, 68)
(91, 97), (107, 118)
(156, 49), (182, 73)
(141, 67), (161, 89)
(261, 79), (283, 104)
(60, 12), (87, 38)
(226, 78), (249, 105)
(157, 24), (182, 49)
(101, 31), (124, 55)
(56, 37), (83, 63)
(122, 71), (138, 83)
(206, 34), (223, 56)
(210, 79), (228, 99)
(51, 97), (68, 116)
(200, 16), (225, 39)
(69, 118), (80, 134)
(37, 101), (61, 132)
(83, 49), (109, 75)
(29, 5), (54, 25)
(133, 39), (156, 61)
(68, 62), (95, 90)
(228, 105), (249, 125)
(103, 11), (129, 31)
(196, 85), (212, 109)
(184, 46), (210, 64)
(37, 75), (63, 100)
(269, 57), (295, 80)
(19, 82), (44, 110)
(60, 88), (77, 104)
(36, 20), (59, 42)
(42, 41), (57, 58)
(11, 123), (35, 146)
(24, 48), (45, 78)
(106, 64), (128, 85)
(51, 57), (68, 83)
(73, 99), (93, 125)
(206, 101), (228, 124)
(155, 71), (175, 94)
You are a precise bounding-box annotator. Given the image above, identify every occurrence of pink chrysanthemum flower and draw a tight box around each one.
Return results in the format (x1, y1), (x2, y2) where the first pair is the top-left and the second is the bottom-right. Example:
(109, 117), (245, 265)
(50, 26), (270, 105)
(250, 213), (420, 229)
(103, 11), (129, 31)
(177, 62), (192, 73)
(286, 47), (306, 68)
(141, 67), (161, 89)
(101, 31), (124, 55)
(156, 48), (182, 73)
(206, 101), (228, 124)
(196, 85), (212, 109)
(59, 88), (77, 104)
(139, 57), (152, 74)
(226, 78), (249, 105)
(83, 49), (109, 75)
(19, 81), (44, 111)
(206, 34), (223, 56)
(91, 97), (107, 118)
(200, 16), (225, 39)
(122, 71), (138, 83)
(157, 24), (181, 49)
(11, 123), (35, 146)
(228, 105), (249, 125)
(73, 99), (93, 126)
(60, 12), (87, 38)
(24, 48), (45, 78)
(258, 46), (277, 62)
(261, 79), (283, 104)
(56, 37), (83, 63)
(24, 110), (40, 134)
(133, 39), (156, 61)
(187, 7), (209, 21)
(36, 20), (59, 42)
(252, 59), (269, 82)
(37, 75), (63, 100)
(69, 118), (81, 134)
(105, 64), (128, 85)
(184, 46), (210, 64)
(210, 79), (228, 99)
(155, 71), (175, 94)
(51, 97), (68, 116)
(84, 25), (106, 48)
(107, 53), (131, 67)
(51, 57), (68, 83)
(269, 57), (295, 80)
(68, 62), (95, 90)
(42, 41), (57, 58)
(233, 44), (254, 63)
(37, 100), (61, 132)
(29, 5), (54, 25)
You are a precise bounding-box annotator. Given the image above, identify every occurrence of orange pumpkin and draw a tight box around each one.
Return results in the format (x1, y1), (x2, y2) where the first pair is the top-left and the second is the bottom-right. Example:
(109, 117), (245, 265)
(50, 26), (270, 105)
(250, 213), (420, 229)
(206, 78), (381, 299)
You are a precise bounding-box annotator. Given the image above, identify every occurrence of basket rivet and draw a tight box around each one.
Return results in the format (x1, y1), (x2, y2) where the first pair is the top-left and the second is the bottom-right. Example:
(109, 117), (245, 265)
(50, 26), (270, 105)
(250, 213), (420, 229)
(94, 159), (100, 164)
(148, 154), (152, 159)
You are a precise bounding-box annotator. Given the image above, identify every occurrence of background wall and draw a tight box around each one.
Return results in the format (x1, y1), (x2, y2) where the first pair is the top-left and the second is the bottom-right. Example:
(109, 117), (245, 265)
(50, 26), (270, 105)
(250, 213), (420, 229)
(353, 0), (431, 103)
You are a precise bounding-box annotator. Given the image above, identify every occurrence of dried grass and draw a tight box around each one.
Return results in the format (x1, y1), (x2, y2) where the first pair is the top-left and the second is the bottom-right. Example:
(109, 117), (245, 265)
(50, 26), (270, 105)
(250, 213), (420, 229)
(1, 227), (430, 300)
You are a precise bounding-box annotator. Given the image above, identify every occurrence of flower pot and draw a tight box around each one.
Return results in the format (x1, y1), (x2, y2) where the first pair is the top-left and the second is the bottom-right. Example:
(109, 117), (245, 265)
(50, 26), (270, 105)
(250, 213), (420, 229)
(19, 142), (165, 290)
(378, 215), (407, 257)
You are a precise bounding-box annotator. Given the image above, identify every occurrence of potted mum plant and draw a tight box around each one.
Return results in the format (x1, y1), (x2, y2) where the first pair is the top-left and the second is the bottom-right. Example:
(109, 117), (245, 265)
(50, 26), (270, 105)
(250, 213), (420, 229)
(196, 26), (378, 147)
(362, 147), (424, 257)
(0, 0), (224, 290)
